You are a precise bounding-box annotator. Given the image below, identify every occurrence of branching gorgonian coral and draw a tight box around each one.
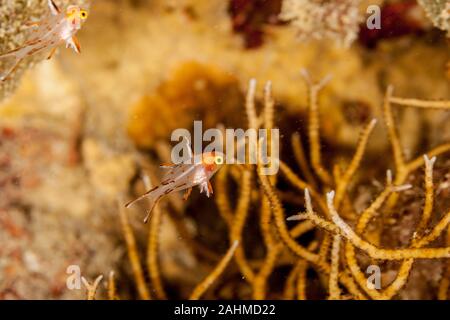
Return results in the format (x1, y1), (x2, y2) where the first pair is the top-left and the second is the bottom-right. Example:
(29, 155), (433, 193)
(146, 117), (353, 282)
(103, 69), (449, 301)
(277, 72), (450, 299)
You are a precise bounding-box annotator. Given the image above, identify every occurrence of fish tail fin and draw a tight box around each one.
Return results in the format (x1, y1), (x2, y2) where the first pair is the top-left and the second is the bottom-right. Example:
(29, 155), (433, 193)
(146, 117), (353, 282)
(124, 186), (162, 223)
(0, 53), (23, 82)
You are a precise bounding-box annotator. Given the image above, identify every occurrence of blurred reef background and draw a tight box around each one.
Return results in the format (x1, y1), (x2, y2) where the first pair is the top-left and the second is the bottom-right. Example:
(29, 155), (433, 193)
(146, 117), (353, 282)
(0, 0), (449, 299)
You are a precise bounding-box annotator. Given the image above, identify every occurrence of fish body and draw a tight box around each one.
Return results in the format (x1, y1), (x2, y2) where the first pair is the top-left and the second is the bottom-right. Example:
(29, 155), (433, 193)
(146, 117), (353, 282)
(0, 0), (89, 81)
(126, 151), (225, 223)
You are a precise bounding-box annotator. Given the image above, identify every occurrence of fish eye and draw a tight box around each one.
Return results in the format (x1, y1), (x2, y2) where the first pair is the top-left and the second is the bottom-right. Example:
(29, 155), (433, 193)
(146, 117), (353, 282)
(214, 156), (223, 165)
(80, 11), (88, 19)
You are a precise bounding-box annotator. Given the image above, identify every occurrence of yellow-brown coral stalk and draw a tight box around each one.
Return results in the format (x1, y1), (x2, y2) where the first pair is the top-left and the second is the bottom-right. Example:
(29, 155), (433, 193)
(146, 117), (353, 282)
(301, 190), (450, 260)
(279, 160), (328, 215)
(283, 260), (303, 299)
(334, 119), (377, 207)
(231, 169), (255, 283)
(246, 79), (260, 130)
(296, 260), (308, 300)
(215, 166), (234, 226)
(108, 271), (119, 300)
(383, 86), (450, 212)
(264, 81), (275, 130)
(142, 175), (167, 300)
(119, 199), (151, 300)
(253, 240), (281, 299)
(389, 97), (450, 109)
(82, 275), (104, 301)
(328, 234), (341, 300)
(189, 240), (239, 300)
(291, 132), (318, 188)
(438, 226), (450, 300)
(216, 166), (255, 284)
(416, 156), (436, 235)
(301, 69), (333, 186)
(258, 170), (365, 298)
(344, 171), (410, 299)
(253, 196), (278, 299)
(384, 86), (406, 174)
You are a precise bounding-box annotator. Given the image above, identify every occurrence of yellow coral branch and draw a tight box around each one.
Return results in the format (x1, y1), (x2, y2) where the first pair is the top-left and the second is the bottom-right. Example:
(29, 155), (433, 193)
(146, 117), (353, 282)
(253, 242), (281, 300)
(296, 260), (308, 300)
(258, 174), (321, 263)
(334, 119), (377, 207)
(389, 97), (450, 109)
(258, 170), (365, 298)
(293, 190), (450, 260)
(108, 271), (119, 300)
(319, 233), (332, 262)
(383, 86), (450, 212)
(344, 172), (410, 299)
(82, 275), (104, 301)
(142, 175), (167, 300)
(253, 194), (278, 299)
(119, 199), (151, 300)
(383, 86), (405, 173)
(291, 132), (318, 188)
(279, 160), (329, 215)
(215, 166), (234, 226)
(416, 156), (436, 235)
(189, 240), (239, 300)
(246, 79), (259, 130)
(216, 166), (255, 283)
(416, 209), (450, 247)
(325, 191), (450, 260)
(231, 169), (255, 283)
(406, 144), (450, 173)
(264, 81), (275, 130)
(301, 69), (333, 185)
(283, 261), (303, 299)
(438, 226), (450, 300)
(328, 234), (341, 300)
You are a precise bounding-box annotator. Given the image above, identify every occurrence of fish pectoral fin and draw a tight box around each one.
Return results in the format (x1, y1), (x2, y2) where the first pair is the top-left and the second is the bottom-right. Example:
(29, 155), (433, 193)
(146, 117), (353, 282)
(183, 188), (193, 201)
(67, 36), (81, 54)
(207, 181), (214, 195)
(199, 181), (212, 198)
(24, 38), (42, 46)
(47, 47), (57, 60)
(24, 20), (41, 28)
(48, 0), (61, 15)
(160, 162), (176, 168)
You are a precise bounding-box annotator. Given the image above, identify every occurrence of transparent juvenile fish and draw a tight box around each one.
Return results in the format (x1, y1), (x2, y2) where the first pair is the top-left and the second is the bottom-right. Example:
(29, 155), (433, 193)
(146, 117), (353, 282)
(0, 0), (89, 81)
(125, 146), (225, 223)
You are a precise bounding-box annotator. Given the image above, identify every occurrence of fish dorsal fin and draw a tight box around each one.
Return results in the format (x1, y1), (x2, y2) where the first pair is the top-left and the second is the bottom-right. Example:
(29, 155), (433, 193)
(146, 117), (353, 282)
(48, 0), (61, 15)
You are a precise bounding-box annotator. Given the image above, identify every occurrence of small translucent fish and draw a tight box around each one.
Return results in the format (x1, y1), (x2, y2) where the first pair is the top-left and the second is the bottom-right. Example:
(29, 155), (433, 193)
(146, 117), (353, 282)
(0, 0), (89, 81)
(125, 143), (225, 223)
